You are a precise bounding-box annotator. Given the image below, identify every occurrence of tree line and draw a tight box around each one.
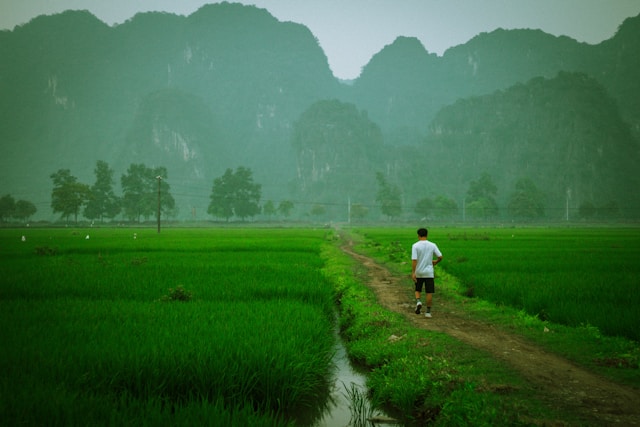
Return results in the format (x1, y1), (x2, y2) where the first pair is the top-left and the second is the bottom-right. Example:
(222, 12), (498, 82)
(0, 195), (37, 223)
(1, 160), (609, 224)
(45, 160), (277, 224)
(380, 170), (620, 222)
(375, 172), (547, 222)
(42, 160), (304, 224)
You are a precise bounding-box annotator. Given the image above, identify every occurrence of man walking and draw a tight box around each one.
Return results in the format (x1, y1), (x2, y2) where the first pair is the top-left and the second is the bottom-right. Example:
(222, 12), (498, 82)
(411, 228), (443, 318)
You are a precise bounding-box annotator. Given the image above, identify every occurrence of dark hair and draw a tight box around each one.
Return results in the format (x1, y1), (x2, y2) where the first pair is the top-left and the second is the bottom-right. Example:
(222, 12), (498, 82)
(417, 228), (428, 237)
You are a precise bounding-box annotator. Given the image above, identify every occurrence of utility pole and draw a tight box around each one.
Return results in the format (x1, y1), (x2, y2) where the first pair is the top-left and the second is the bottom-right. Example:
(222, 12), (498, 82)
(156, 176), (162, 233)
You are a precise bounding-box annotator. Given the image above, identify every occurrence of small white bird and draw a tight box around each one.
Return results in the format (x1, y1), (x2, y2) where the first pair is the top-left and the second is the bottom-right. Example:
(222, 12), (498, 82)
(85, 235), (90, 240)
(21, 235), (26, 242)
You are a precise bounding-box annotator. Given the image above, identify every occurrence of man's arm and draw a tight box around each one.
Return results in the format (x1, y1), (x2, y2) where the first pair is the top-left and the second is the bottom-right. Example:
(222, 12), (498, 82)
(432, 255), (443, 266)
(411, 259), (417, 282)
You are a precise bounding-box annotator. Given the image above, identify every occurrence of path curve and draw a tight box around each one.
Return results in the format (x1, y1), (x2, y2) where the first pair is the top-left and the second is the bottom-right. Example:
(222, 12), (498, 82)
(341, 244), (640, 426)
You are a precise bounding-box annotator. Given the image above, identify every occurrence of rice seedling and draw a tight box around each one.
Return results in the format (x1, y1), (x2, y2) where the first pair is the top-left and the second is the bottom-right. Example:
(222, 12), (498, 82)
(343, 382), (375, 427)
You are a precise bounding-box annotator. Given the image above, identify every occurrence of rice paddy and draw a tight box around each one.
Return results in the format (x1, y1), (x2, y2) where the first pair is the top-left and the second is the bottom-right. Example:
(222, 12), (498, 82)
(2, 226), (639, 426)
(355, 226), (640, 342)
(1, 228), (337, 426)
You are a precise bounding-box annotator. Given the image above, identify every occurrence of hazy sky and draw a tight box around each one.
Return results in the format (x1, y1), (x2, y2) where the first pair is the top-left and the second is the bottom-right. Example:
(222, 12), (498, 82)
(1, 0), (639, 79)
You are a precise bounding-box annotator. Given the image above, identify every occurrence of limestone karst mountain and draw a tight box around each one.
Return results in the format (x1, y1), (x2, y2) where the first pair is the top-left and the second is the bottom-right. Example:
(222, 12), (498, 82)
(1, 4), (638, 221)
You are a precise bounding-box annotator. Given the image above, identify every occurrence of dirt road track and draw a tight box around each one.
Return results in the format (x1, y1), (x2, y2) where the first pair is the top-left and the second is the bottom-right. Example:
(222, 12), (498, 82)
(341, 244), (640, 426)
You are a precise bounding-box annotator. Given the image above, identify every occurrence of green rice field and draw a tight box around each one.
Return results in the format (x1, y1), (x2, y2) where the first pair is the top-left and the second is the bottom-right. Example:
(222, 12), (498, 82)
(355, 227), (640, 342)
(0, 228), (337, 426)
(2, 226), (639, 425)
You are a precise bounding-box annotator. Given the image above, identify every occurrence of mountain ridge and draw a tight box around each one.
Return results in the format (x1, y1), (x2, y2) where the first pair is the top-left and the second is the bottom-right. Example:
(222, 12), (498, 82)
(1, 5), (638, 221)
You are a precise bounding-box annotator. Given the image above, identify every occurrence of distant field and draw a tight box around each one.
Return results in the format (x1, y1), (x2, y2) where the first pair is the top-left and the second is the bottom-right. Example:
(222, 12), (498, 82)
(0, 228), (337, 426)
(355, 226), (640, 342)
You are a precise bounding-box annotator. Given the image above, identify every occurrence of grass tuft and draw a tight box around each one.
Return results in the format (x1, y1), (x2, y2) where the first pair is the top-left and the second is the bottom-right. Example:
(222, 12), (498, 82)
(159, 285), (193, 302)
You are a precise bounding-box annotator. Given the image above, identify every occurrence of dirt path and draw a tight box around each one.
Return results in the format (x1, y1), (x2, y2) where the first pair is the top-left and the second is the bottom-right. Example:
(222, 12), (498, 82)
(340, 244), (640, 426)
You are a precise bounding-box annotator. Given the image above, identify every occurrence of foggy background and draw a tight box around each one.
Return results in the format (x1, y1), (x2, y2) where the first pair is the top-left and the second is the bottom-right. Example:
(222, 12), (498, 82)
(1, 2), (639, 223)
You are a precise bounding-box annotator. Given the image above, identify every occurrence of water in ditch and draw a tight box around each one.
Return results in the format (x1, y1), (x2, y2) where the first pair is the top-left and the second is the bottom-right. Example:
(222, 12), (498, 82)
(312, 331), (402, 427)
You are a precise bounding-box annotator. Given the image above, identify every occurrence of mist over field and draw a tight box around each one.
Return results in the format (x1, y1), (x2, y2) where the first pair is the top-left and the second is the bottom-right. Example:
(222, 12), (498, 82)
(1, 3), (639, 223)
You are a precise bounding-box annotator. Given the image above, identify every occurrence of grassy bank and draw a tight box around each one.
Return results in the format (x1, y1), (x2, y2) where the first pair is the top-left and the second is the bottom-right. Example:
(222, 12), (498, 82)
(321, 241), (570, 425)
(321, 227), (639, 425)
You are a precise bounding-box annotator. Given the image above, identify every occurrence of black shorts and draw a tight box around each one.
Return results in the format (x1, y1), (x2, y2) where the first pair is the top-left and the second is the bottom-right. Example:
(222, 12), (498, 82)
(415, 277), (435, 293)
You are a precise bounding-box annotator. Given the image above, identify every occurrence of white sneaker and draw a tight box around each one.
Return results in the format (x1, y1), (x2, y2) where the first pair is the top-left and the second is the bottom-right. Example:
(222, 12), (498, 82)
(415, 301), (422, 314)
(425, 312), (432, 318)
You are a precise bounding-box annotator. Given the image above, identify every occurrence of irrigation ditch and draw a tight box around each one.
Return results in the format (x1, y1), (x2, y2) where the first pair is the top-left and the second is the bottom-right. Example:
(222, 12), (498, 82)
(317, 328), (399, 427)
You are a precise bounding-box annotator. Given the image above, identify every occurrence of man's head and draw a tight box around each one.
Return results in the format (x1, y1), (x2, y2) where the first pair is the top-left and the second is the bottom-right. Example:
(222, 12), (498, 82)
(417, 228), (428, 238)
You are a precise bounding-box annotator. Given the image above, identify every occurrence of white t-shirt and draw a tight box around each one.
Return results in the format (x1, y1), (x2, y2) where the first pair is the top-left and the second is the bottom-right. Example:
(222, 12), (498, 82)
(411, 240), (442, 278)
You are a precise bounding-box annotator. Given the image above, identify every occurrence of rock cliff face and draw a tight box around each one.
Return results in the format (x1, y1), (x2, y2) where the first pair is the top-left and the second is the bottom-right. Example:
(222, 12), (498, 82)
(1, 4), (638, 220)
(0, 4), (340, 218)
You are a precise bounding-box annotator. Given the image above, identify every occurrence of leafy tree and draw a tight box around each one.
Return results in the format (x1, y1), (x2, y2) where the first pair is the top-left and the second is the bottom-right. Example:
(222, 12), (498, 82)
(233, 167), (262, 220)
(414, 197), (434, 219)
(208, 169), (235, 221)
(466, 199), (499, 220)
(350, 203), (368, 222)
(121, 164), (155, 222)
(433, 195), (458, 219)
(14, 200), (37, 222)
(278, 200), (294, 218)
(208, 167), (261, 221)
(50, 169), (90, 223)
(467, 172), (497, 202)
(507, 178), (545, 220)
(262, 200), (276, 219)
(121, 164), (175, 223)
(1, 195), (37, 223)
(375, 172), (402, 219)
(310, 204), (326, 218)
(84, 160), (121, 222)
(0, 194), (15, 222)
(466, 173), (499, 219)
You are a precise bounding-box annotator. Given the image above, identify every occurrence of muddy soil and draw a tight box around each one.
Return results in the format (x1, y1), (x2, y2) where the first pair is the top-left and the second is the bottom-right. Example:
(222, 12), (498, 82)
(340, 244), (640, 426)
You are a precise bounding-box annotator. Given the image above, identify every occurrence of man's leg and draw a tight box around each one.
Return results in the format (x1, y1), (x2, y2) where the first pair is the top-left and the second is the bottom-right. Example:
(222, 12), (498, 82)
(415, 282), (422, 314)
(425, 279), (434, 317)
